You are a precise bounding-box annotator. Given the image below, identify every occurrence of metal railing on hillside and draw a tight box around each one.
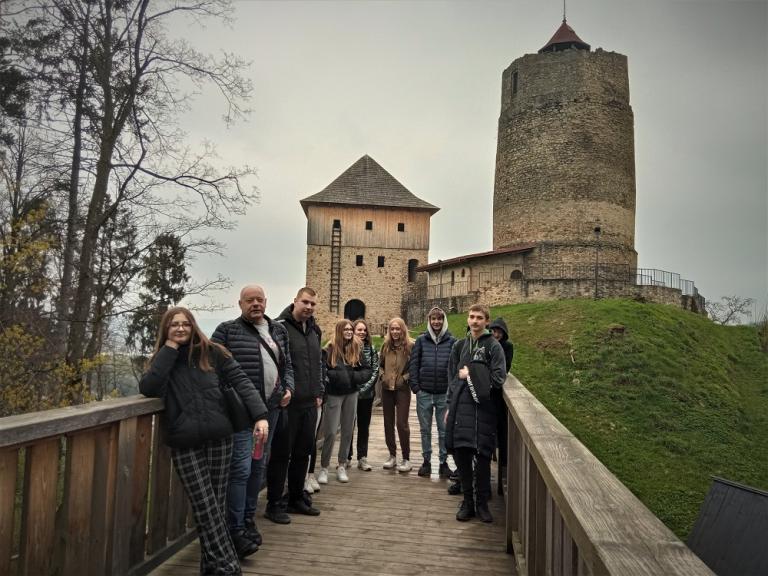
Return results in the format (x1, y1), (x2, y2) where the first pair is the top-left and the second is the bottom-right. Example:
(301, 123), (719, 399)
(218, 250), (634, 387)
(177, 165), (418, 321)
(502, 374), (714, 575)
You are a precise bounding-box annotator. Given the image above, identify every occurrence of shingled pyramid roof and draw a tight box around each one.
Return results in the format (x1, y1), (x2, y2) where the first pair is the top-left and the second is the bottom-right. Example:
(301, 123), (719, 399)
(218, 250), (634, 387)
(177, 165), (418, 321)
(539, 20), (591, 53)
(300, 155), (439, 216)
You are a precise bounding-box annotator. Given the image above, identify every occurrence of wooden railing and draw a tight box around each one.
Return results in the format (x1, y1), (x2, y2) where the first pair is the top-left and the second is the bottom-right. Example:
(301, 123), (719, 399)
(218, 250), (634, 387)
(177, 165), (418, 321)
(502, 375), (714, 576)
(0, 396), (195, 576)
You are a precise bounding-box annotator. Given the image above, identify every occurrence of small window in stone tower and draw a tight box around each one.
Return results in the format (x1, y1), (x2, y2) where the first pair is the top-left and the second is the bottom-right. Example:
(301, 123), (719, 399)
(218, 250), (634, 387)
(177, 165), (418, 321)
(397, 222), (405, 232)
(512, 71), (518, 95)
(408, 259), (418, 282)
(365, 221), (373, 230)
(333, 219), (341, 229)
(451, 271), (455, 285)
(356, 255), (363, 266)
(378, 256), (385, 267)
(461, 268), (466, 278)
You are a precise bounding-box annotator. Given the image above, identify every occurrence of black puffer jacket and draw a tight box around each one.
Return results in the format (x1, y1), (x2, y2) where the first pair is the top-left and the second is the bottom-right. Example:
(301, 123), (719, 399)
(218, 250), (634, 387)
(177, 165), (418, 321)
(445, 332), (507, 458)
(140, 345), (268, 449)
(489, 317), (514, 372)
(325, 349), (372, 396)
(276, 305), (324, 409)
(211, 316), (294, 409)
(409, 330), (456, 394)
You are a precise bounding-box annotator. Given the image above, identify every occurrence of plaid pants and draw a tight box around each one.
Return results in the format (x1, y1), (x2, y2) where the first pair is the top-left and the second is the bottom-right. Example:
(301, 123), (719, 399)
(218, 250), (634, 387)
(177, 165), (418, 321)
(172, 437), (241, 575)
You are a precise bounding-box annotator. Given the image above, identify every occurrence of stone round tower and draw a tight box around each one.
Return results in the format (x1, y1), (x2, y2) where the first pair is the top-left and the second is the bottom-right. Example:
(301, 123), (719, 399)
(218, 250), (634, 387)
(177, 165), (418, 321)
(492, 21), (637, 271)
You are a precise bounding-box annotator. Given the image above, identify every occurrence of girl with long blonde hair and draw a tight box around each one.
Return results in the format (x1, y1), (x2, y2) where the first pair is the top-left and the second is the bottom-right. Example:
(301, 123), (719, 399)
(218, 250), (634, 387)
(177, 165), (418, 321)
(379, 317), (414, 473)
(317, 319), (372, 484)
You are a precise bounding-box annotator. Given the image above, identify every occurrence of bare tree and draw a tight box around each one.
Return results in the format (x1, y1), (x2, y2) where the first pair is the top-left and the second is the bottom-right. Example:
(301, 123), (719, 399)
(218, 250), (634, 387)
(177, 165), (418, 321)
(1, 0), (257, 408)
(706, 295), (755, 325)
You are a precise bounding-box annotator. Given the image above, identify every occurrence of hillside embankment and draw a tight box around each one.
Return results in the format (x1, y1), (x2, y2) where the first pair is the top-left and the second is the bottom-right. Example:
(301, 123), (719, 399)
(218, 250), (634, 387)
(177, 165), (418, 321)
(431, 299), (767, 538)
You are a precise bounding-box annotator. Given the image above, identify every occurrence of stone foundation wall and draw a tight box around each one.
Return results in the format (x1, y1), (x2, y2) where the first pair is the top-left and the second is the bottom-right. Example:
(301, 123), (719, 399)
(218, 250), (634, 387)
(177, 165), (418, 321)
(307, 245), (427, 336)
(404, 278), (703, 325)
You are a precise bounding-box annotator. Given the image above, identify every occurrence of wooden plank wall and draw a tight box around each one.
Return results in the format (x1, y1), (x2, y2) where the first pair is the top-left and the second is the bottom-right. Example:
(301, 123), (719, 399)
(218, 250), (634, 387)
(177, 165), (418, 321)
(306, 205), (431, 249)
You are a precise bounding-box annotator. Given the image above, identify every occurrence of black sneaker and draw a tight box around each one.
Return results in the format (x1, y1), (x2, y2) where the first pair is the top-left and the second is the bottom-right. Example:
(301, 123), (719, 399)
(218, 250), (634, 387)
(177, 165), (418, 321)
(438, 462), (453, 479)
(264, 502), (291, 524)
(476, 501), (493, 523)
(448, 468), (460, 482)
(456, 500), (475, 522)
(230, 530), (259, 559)
(417, 460), (431, 477)
(448, 480), (462, 495)
(244, 519), (262, 547)
(288, 497), (321, 516)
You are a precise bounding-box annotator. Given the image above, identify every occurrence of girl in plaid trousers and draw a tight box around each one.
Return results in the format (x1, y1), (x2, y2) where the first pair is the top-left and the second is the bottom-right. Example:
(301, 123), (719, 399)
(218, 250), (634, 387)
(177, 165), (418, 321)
(141, 307), (269, 575)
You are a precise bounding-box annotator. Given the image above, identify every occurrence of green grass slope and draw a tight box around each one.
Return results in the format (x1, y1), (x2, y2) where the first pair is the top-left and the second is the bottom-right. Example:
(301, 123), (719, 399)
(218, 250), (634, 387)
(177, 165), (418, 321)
(433, 299), (768, 538)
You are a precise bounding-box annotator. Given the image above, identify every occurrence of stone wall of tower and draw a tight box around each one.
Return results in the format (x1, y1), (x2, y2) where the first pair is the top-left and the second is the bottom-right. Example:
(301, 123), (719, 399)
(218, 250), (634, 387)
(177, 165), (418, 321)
(306, 245), (428, 336)
(493, 48), (637, 269)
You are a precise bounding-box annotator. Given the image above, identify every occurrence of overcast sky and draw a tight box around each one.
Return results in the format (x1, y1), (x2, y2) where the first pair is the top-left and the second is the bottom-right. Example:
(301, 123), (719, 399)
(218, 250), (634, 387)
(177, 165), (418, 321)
(175, 0), (767, 328)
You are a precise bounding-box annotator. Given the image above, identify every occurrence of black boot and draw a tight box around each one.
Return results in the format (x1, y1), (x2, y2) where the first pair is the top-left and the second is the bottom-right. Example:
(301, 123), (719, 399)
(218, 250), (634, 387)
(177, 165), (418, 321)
(244, 518), (262, 547)
(230, 530), (259, 559)
(448, 480), (463, 495)
(417, 459), (431, 477)
(456, 498), (475, 522)
(476, 499), (493, 523)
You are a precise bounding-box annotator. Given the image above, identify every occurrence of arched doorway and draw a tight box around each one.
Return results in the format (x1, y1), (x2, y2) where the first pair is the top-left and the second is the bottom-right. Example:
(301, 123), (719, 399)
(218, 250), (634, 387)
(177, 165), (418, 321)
(344, 299), (365, 321)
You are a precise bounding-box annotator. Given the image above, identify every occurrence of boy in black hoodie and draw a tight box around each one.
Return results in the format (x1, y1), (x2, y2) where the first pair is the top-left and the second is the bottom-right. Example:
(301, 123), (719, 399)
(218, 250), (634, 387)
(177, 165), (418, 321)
(489, 317), (513, 495)
(446, 304), (507, 522)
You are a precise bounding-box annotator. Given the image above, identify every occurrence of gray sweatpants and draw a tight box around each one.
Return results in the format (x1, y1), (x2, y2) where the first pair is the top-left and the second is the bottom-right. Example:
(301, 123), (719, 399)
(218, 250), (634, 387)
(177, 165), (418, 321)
(320, 392), (358, 468)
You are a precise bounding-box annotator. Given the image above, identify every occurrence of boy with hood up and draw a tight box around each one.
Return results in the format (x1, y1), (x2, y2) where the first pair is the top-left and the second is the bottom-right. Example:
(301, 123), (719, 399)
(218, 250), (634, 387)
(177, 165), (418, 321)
(409, 306), (457, 478)
(489, 317), (513, 495)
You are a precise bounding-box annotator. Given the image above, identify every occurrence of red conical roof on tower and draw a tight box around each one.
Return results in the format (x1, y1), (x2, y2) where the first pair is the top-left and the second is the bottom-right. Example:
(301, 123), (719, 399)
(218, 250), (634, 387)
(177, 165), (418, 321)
(539, 20), (590, 53)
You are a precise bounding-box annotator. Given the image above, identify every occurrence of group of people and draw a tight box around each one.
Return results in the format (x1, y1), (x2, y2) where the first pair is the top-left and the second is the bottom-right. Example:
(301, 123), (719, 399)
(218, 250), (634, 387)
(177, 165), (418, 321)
(140, 285), (513, 575)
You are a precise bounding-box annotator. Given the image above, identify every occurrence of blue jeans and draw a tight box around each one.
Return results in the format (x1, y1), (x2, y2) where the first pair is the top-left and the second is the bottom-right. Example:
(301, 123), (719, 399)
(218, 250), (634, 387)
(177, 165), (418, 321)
(227, 408), (280, 531)
(416, 391), (447, 464)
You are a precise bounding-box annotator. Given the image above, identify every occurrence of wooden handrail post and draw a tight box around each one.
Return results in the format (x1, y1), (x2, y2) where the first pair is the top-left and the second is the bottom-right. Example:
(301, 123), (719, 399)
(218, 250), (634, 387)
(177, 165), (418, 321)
(502, 376), (714, 575)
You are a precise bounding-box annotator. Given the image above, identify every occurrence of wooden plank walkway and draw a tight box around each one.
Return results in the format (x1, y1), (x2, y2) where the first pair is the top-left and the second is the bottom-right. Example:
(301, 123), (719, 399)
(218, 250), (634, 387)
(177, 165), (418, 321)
(151, 403), (516, 576)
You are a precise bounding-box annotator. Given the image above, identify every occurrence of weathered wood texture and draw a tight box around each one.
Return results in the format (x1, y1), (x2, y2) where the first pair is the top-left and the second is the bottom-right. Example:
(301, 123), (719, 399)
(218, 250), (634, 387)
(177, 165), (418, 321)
(20, 438), (59, 576)
(0, 396), (164, 448)
(502, 374), (713, 575)
(0, 397), (192, 576)
(0, 448), (18, 576)
(151, 404), (517, 576)
(306, 205), (431, 249)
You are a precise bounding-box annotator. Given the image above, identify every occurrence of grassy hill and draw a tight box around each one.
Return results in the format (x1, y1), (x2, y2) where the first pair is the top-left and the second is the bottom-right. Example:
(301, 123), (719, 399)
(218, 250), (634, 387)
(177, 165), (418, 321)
(425, 299), (767, 539)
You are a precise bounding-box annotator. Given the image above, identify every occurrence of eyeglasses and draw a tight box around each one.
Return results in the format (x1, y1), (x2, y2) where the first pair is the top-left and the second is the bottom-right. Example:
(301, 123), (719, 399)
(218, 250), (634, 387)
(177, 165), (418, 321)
(170, 322), (192, 329)
(343, 327), (354, 332)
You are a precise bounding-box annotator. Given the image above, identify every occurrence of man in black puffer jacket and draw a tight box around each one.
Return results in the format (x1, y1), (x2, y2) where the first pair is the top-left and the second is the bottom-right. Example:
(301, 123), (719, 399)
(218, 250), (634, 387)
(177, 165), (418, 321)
(446, 304), (507, 523)
(211, 284), (294, 553)
(410, 306), (456, 479)
(272, 287), (325, 518)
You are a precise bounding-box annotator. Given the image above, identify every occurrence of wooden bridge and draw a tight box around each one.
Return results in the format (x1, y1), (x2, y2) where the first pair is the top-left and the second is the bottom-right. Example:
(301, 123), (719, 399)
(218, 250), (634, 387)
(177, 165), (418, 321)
(0, 376), (714, 576)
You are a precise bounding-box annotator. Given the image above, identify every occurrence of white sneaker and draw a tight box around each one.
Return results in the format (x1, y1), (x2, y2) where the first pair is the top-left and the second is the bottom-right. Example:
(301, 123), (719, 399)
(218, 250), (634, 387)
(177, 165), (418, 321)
(317, 468), (329, 484)
(308, 473), (321, 492)
(304, 477), (314, 494)
(337, 464), (349, 483)
(383, 456), (397, 469)
(357, 457), (372, 471)
(397, 459), (412, 473)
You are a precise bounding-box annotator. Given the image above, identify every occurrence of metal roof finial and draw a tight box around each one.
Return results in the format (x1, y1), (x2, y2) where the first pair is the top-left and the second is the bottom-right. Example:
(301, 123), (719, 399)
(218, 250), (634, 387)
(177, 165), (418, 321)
(563, 0), (567, 23)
